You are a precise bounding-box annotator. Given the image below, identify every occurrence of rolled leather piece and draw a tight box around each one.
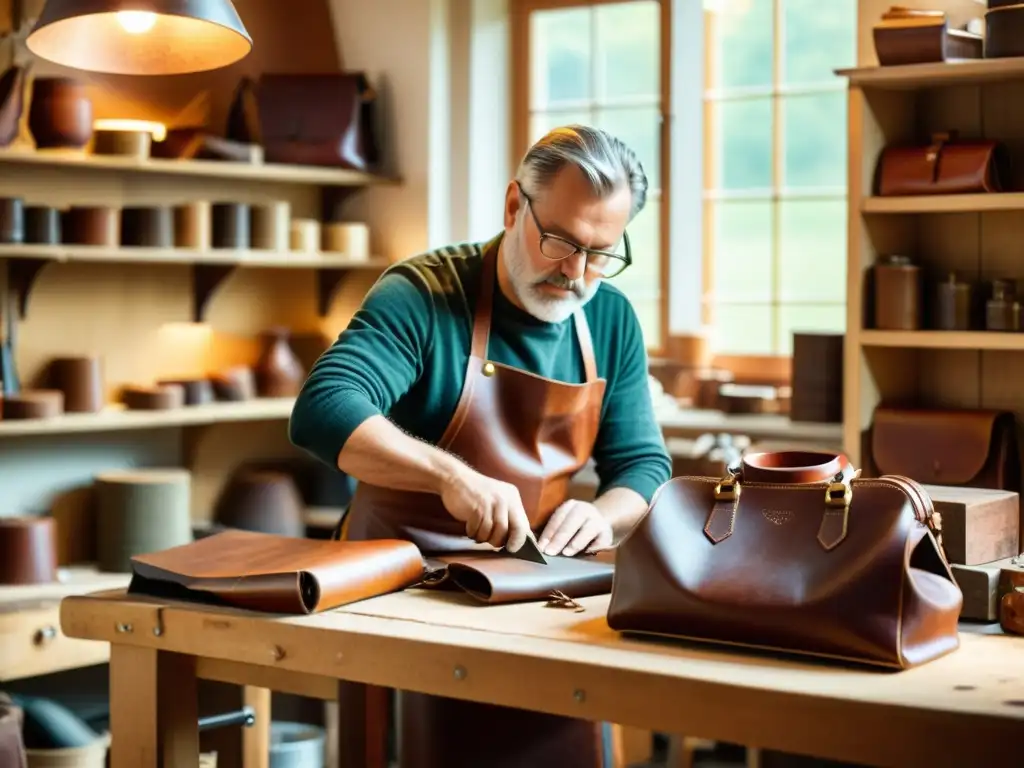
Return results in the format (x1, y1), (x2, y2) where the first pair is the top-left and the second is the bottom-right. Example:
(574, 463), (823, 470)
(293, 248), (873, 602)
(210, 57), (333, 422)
(173, 201), (212, 249)
(157, 377), (214, 406)
(121, 206), (173, 248)
(2, 390), (64, 420)
(740, 451), (853, 484)
(0, 196), (24, 244)
(95, 469), (193, 573)
(23, 205), (61, 245)
(127, 528), (426, 614)
(250, 201), (290, 251)
(211, 202), (250, 249)
(63, 206), (119, 246)
(121, 383), (185, 410)
(985, 4), (1024, 58)
(423, 552), (615, 605)
(211, 366), (255, 401)
(49, 356), (103, 413)
(0, 516), (59, 584)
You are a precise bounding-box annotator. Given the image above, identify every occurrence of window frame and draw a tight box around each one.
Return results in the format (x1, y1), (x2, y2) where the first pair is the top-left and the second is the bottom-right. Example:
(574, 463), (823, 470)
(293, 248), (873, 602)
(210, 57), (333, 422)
(702, 0), (851, 375)
(509, 0), (672, 355)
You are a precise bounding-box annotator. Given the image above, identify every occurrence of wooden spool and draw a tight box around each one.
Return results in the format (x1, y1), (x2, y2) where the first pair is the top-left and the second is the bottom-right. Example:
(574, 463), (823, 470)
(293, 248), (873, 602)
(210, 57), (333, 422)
(2, 390), (64, 419)
(122, 383), (185, 410)
(0, 516), (58, 585)
(173, 201), (212, 250)
(95, 469), (193, 573)
(157, 378), (214, 406)
(63, 206), (120, 246)
(49, 356), (104, 413)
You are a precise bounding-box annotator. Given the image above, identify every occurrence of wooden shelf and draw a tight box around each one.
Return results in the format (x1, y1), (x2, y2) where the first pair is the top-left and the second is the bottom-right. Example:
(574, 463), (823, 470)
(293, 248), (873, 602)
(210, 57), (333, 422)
(0, 244), (392, 270)
(861, 194), (1024, 214)
(0, 398), (295, 437)
(860, 330), (1024, 350)
(0, 566), (132, 682)
(0, 147), (399, 187)
(837, 56), (1024, 90)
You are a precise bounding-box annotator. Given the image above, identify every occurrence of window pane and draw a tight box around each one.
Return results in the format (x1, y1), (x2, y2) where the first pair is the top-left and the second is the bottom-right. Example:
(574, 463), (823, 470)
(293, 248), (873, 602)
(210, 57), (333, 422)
(530, 110), (594, 143)
(712, 304), (774, 356)
(615, 198), (660, 349)
(777, 304), (846, 356)
(782, 0), (857, 85)
(779, 199), (846, 304)
(530, 7), (592, 108)
(782, 91), (847, 189)
(595, 1), (659, 101)
(596, 106), (661, 189)
(707, 0), (774, 91)
(711, 200), (773, 304)
(711, 97), (772, 190)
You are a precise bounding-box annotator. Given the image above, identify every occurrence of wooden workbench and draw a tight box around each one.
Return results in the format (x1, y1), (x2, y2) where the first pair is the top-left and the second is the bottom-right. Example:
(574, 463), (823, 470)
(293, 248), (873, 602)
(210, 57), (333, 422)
(59, 586), (1023, 768)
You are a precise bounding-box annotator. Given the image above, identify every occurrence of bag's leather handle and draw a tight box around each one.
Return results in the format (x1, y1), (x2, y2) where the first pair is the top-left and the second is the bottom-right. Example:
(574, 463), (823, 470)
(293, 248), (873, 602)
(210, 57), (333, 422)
(703, 451), (857, 550)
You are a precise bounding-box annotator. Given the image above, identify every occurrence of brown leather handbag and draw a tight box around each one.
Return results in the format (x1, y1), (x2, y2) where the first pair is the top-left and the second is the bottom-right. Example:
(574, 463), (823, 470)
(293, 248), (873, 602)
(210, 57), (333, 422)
(606, 451), (963, 670)
(876, 131), (1011, 196)
(869, 407), (1020, 492)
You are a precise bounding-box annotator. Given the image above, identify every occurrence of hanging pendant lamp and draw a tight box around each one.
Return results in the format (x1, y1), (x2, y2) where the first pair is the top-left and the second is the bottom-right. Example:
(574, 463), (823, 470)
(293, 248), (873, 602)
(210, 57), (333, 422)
(26, 0), (253, 75)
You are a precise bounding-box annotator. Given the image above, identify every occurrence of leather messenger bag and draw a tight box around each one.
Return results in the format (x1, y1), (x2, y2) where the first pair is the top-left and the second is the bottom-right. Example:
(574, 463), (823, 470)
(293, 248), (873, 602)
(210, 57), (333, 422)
(606, 451), (963, 670)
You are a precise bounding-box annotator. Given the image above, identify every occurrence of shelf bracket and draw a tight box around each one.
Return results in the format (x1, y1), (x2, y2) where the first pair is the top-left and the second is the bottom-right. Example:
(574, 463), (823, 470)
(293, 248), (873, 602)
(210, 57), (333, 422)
(6, 258), (53, 320)
(192, 264), (237, 323)
(316, 268), (350, 317)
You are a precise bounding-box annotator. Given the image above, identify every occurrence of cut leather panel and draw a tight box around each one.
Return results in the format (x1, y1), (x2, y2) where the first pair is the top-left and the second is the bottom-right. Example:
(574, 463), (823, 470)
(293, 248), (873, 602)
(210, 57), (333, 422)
(128, 529), (424, 614)
(423, 552), (614, 604)
(741, 451), (851, 484)
(871, 407), (1017, 488)
(607, 476), (962, 669)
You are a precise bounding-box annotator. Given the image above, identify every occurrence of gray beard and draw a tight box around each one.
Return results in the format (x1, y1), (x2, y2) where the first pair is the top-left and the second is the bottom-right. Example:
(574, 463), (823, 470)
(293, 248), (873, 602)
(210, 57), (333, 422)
(504, 240), (601, 324)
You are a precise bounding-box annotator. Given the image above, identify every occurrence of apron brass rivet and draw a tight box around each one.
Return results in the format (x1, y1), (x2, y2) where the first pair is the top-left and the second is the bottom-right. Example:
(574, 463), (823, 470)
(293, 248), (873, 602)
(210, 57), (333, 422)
(573, 689), (586, 703)
(482, 362), (495, 376)
(453, 665), (467, 680)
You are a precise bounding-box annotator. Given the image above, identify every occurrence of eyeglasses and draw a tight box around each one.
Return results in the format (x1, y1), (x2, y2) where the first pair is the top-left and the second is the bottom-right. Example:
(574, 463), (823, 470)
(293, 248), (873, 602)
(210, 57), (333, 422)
(517, 182), (632, 279)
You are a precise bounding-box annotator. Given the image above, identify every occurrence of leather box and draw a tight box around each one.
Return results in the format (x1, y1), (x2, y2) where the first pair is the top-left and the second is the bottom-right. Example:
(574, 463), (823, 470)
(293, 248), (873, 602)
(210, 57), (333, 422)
(921, 485), (1020, 565)
(951, 556), (1024, 621)
(873, 7), (982, 66)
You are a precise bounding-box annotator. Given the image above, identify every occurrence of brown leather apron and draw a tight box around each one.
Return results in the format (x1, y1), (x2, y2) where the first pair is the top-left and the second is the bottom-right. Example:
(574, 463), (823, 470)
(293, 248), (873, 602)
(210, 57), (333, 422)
(339, 239), (609, 768)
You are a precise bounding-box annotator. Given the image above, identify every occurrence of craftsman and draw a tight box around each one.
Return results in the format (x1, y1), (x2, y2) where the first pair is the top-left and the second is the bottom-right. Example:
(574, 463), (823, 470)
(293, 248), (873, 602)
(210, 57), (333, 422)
(289, 124), (671, 767)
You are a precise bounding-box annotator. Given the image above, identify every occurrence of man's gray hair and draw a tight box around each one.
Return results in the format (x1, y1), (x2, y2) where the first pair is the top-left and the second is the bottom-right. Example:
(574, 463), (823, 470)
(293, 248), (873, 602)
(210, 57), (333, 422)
(515, 125), (648, 221)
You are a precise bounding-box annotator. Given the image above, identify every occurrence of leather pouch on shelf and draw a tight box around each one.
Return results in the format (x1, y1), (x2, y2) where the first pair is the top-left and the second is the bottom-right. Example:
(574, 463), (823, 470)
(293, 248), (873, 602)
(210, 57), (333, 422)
(876, 131), (1010, 196)
(127, 529), (424, 615)
(606, 450), (963, 670)
(873, 7), (982, 66)
(0, 693), (26, 768)
(229, 72), (380, 171)
(421, 551), (615, 605)
(870, 407), (1021, 492)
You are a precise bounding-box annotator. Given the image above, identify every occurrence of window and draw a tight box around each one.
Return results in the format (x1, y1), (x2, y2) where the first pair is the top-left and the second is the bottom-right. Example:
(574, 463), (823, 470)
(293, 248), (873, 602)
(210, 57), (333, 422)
(703, 0), (856, 358)
(512, 0), (665, 350)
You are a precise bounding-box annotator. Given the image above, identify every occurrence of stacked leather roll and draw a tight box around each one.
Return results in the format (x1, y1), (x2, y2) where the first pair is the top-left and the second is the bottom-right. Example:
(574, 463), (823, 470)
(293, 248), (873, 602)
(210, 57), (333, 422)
(95, 469), (193, 572)
(0, 517), (58, 584)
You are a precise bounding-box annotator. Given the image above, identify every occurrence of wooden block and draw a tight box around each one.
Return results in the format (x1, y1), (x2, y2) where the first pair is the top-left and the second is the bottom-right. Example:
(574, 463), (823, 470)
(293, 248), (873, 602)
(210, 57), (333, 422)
(921, 485), (1019, 565)
(951, 556), (1024, 621)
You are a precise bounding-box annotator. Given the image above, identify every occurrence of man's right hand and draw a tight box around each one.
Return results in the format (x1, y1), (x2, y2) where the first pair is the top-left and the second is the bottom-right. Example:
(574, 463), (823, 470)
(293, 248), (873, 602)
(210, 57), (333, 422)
(440, 466), (531, 552)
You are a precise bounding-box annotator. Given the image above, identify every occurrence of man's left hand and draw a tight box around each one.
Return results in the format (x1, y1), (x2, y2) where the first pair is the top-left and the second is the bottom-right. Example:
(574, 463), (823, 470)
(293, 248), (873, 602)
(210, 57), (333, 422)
(537, 499), (613, 557)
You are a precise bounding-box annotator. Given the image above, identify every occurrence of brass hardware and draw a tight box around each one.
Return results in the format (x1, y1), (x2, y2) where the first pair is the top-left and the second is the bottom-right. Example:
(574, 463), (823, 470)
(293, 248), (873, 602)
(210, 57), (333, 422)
(825, 482), (852, 508)
(34, 626), (57, 645)
(713, 478), (740, 502)
(482, 362), (495, 377)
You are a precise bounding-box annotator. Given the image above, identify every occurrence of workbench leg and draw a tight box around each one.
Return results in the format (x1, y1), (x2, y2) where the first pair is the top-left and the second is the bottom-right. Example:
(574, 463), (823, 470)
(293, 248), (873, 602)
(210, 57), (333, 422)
(109, 645), (200, 768)
(336, 681), (389, 768)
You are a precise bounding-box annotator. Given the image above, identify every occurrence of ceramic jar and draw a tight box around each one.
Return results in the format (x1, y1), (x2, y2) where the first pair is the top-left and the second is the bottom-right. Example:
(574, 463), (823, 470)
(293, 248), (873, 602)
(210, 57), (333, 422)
(29, 77), (93, 150)
(254, 328), (304, 398)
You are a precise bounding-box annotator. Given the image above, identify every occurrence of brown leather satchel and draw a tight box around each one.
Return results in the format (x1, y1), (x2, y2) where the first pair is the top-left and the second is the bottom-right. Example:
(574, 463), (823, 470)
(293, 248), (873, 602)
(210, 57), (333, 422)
(226, 72), (380, 171)
(876, 131), (1010, 196)
(128, 529), (424, 614)
(606, 451), (963, 669)
(0, 693), (26, 768)
(420, 552), (615, 605)
(869, 407), (1021, 492)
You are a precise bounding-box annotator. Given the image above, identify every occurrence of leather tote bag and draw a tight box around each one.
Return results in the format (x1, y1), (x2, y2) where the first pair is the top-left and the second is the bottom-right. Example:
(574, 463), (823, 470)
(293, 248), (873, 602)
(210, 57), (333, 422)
(606, 451), (963, 670)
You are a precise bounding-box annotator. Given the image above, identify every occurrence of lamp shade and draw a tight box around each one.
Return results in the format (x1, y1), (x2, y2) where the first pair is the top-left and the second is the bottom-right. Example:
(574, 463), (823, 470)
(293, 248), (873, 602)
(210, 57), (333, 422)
(26, 0), (252, 75)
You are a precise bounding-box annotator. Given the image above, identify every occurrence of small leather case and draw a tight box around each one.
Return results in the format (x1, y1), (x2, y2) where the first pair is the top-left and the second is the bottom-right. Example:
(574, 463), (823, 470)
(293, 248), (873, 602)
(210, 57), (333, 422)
(876, 131), (1011, 196)
(873, 6), (982, 66)
(869, 407), (1021, 492)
